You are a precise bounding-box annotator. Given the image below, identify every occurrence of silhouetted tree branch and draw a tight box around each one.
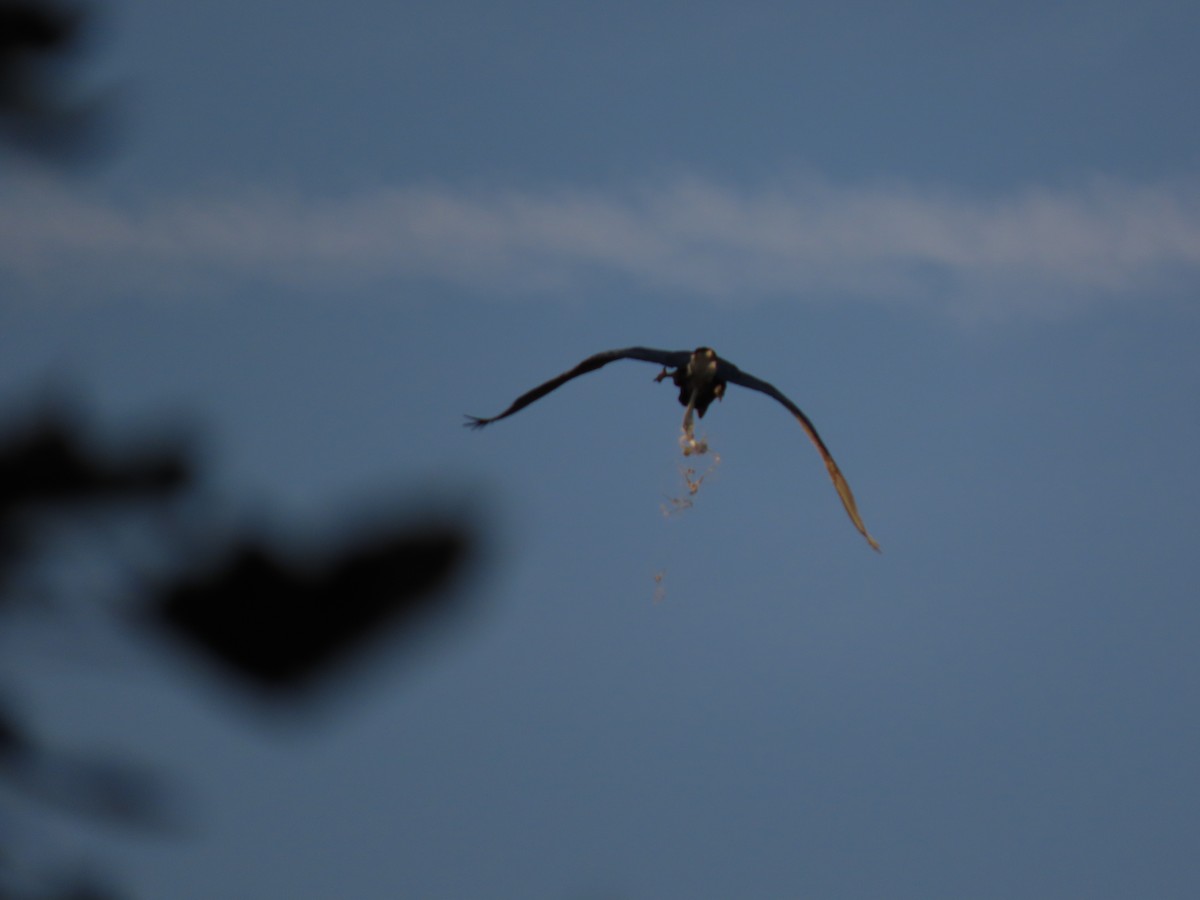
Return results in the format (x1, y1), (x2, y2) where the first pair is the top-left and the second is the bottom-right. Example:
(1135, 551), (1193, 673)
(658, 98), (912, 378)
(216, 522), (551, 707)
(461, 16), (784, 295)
(0, 1), (112, 161)
(0, 398), (478, 897)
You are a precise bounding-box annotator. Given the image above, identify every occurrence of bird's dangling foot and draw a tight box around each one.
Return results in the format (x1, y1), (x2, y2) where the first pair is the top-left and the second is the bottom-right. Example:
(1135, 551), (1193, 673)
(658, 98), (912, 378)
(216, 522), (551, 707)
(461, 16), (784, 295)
(653, 367), (671, 383)
(679, 390), (708, 456)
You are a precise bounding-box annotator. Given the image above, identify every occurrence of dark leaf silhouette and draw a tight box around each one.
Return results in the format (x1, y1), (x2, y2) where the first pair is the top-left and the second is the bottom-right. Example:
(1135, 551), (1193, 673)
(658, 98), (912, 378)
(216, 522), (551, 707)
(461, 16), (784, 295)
(1, 694), (185, 835)
(147, 523), (473, 693)
(0, 695), (31, 760)
(0, 409), (192, 599)
(3, 743), (187, 834)
(1, 395), (479, 897)
(0, 414), (191, 514)
(0, 1), (114, 161)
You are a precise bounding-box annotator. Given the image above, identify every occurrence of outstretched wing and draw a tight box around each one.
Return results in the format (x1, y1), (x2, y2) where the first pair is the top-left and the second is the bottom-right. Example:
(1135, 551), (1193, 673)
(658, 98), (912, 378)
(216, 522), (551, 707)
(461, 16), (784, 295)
(465, 347), (691, 429)
(720, 361), (881, 552)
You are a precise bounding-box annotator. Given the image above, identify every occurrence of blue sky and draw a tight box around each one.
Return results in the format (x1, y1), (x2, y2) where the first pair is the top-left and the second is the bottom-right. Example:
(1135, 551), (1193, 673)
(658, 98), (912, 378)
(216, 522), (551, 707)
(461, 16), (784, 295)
(3, 1), (1200, 897)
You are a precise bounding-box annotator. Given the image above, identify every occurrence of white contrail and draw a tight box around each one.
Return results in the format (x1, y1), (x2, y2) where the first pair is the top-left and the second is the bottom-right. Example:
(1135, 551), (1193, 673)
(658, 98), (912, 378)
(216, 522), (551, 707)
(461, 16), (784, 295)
(2, 169), (1198, 314)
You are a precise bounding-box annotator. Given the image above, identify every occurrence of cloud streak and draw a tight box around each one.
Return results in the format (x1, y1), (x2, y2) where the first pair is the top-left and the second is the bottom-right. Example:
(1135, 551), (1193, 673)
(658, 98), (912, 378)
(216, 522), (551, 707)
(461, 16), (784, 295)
(3, 170), (1199, 315)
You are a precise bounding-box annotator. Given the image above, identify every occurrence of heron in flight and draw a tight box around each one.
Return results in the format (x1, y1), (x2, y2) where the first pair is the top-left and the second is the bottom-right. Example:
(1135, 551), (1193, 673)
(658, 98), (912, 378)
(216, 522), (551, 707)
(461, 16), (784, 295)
(466, 346), (879, 551)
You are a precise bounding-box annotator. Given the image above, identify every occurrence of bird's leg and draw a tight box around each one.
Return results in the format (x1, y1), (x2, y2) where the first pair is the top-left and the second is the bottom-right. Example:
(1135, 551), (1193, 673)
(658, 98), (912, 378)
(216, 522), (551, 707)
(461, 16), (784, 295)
(679, 389), (707, 456)
(653, 367), (671, 383)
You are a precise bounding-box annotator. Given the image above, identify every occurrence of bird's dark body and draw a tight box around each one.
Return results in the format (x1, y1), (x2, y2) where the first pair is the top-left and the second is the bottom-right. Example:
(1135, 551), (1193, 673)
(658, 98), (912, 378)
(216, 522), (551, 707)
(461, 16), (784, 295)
(664, 355), (722, 417)
(465, 345), (880, 550)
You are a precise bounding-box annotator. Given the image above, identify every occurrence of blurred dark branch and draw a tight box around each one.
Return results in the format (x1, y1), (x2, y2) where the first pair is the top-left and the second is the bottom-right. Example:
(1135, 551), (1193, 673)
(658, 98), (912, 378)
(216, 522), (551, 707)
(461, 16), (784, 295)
(0, 396), (480, 896)
(1, 398), (479, 691)
(1, 695), (185, 834)
(150, 523), (472, 694)
(0, 409), (193, 600)
(0, 415), (191, 512)
(0, 1), (114, 162)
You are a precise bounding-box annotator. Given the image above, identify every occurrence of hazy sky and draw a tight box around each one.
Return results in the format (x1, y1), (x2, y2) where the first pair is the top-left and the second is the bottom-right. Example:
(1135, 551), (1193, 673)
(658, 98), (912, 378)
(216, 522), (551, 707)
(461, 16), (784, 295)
(3, 1), (1200, 897)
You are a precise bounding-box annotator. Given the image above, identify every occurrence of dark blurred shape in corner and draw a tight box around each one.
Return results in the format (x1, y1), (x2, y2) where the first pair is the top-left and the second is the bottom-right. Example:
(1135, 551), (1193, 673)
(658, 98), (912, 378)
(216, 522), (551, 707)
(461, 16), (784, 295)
(0, 1), (117, 163)
(145, 519), (475, 698)
(1, 395), (483, 704)
(0, 404), (193, 598)
(1, 694), (188, 834)
(0, 410), (191, 510)
(1, 393), (483, 889)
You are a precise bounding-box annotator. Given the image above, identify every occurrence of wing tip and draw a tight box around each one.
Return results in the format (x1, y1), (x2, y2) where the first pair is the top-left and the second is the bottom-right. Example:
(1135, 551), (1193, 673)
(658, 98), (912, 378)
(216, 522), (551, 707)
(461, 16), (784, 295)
(463, 415), (491, 430)
(826, 463), (880, 553)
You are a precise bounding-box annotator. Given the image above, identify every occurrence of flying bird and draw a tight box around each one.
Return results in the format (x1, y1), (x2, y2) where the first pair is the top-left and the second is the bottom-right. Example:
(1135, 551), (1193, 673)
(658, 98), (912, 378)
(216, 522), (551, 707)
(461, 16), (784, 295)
(466, 346), (879, 551)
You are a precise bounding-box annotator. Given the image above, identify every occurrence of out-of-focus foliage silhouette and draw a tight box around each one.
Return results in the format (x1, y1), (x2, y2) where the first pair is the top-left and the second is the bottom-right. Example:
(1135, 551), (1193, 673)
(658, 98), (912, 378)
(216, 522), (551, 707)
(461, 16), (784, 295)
(0, 400), (477, 690)
(151, 522), (471, 695)
(2, 692), (185, 833)
(0, 408), (192, 597)
(0, 400), (479, 897)
(0, 0), (113, 161)
(3, 7), (480, 895)
(0, 405), (195, 899)
(0, 412), (188, 508)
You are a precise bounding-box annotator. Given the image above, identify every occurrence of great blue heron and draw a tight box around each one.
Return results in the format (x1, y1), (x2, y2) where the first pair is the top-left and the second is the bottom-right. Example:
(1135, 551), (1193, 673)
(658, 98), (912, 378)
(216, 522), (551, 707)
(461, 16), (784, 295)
(466, 346), (879, 551)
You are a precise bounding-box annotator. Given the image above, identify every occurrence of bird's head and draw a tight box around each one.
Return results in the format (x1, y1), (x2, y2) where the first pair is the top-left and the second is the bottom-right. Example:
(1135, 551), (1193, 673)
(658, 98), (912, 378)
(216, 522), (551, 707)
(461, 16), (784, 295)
(687, 347), (719, 384)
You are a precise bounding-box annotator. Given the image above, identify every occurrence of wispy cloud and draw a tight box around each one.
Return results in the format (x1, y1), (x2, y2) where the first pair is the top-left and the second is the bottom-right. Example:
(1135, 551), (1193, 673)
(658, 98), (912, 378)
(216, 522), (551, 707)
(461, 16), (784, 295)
(3, 170), (1199, 315)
